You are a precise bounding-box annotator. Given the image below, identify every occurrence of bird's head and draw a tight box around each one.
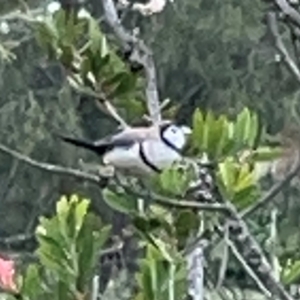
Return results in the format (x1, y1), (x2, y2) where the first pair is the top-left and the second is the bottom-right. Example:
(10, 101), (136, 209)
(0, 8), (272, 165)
(160, 122), (192, 151)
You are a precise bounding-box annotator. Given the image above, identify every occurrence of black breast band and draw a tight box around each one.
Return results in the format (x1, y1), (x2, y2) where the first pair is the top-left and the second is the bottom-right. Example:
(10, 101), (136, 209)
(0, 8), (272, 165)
(139, 143), (161, 173)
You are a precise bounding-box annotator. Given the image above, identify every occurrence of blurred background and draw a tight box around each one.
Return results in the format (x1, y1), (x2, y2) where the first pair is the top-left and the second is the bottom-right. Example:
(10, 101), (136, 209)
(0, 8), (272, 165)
(0, 0), (300, 297)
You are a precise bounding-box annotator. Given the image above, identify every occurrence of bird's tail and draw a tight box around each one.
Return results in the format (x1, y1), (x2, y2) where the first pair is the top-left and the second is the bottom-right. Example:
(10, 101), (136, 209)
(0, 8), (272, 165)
(56, 134), (109, 156)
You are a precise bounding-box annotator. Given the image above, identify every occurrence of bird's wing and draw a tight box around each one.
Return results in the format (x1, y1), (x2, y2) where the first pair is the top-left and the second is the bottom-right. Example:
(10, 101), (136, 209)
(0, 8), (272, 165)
(108, 126), (159, 145)
(57, 126), (160, 155)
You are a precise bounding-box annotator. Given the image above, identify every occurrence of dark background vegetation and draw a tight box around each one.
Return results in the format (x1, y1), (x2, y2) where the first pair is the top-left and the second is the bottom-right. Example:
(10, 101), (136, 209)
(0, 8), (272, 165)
(1, 0), (300, 298)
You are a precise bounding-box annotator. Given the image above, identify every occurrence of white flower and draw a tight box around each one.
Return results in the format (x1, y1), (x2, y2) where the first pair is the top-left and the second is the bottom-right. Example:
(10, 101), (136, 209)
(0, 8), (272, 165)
(0, 22), (9, 35)
(47, 1), (61, 14)
(133, 0), (167, 16)
(77, 8), (91, 19)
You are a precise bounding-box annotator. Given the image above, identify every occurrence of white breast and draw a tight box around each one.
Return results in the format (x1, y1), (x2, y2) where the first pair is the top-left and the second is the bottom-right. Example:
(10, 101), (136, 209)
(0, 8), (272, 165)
(102, 140), (182, 175)
(141, 139), (182, 170)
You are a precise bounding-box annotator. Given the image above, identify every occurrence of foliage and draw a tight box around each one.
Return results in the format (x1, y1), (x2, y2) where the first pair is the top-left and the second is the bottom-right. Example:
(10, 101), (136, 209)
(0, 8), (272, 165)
(0, 194), (190, 300)
(141, 0), (299, 133)
(31, 7), (146, 121)
(0, 0), (300, 299)
(20, 194), (110, 300)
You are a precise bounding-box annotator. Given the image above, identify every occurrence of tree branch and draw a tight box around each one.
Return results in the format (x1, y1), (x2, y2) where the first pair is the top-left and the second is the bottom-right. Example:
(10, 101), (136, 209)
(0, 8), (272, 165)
(224, 202), (293, 300)
(268, 11), (300, 82)
(101, 0), (161, 123)
(241, 150), (300, 217)
(0, 141), (232, 215)
(154, 194), (231, 212)
(274, 0), (300, 29)
(0, 143), (106, 186)
(67, 73), (129, 129)
(227, 240), (272, 299)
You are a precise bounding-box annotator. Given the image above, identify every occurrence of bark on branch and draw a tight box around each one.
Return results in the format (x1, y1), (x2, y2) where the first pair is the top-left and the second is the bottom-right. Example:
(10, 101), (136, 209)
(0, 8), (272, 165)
(268, 11), (300, 82)
(101, 0), (161, 123)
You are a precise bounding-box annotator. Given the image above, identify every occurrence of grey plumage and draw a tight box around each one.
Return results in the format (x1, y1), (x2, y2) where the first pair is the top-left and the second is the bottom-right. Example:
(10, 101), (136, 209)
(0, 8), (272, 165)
(57, 122), (191, 175)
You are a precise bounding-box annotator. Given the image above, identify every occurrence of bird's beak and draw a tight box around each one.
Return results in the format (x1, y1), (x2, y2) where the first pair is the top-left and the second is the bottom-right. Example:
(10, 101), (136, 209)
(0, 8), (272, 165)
(181, 125), (192, 135)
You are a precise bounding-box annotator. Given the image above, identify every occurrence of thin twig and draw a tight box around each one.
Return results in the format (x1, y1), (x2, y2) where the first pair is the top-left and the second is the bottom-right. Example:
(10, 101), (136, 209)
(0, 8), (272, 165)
(241, 151), (300, 217)
(95, 98), (129, 129)
(0, 8), (43, 22)
(0, 233), (34, 246)
(67, 73), (129, 129)
(119, 182), (232, 212)
(0, 158), (20, 202)
(186, 242), (205, 300)
(289, 25), (300, 68)
(274, 0), (300, 29)
(154, 195), (231, 212)
(0, 142), (230, 213)
(101, 0), (161, 123)
(91, 275), (99, 300)
(227, 240), (272, 299)
(0, 143), (104, 185)
(268, 11), (300, 82)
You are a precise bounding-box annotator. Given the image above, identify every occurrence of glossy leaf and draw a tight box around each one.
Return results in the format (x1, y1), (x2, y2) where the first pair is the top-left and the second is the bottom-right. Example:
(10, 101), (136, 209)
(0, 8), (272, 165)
(247, 113), (259, 148)
(73, 196), (89, 234)
(133, 216), (168, 234)
(202, 110), (214, 153)
(282, 260), (300, 284)
(21, 264), (43, 299)
(159, 163), (196, 196)
(88, 17), (102, 54)
(234, 163), (255, 193)
(218, 158), (238, 196)
(174, 210), (199, 249)
(233, 185), (260, 209)
(76, 214), (110, 292)
(102, 188), (138, 214)
(101, 35), (109, 58)
(192, 108), (205, 151)
(251, 147), (283, 162)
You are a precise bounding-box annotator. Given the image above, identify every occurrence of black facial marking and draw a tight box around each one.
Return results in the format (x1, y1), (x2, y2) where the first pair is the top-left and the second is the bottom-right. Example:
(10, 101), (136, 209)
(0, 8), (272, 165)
(159, 123), (181, 153)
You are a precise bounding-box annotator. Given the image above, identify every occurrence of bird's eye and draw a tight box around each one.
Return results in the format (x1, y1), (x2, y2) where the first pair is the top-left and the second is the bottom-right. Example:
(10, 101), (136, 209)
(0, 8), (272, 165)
(171, 128), (176, 133)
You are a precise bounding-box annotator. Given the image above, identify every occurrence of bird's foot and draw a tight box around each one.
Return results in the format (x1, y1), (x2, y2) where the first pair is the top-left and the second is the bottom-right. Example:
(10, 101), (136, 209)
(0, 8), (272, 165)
(98, 165), (116, 178)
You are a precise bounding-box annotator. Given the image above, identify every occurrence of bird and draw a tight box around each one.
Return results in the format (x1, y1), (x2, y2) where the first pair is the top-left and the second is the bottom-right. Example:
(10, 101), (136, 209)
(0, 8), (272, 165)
(57, 121), (192, 176)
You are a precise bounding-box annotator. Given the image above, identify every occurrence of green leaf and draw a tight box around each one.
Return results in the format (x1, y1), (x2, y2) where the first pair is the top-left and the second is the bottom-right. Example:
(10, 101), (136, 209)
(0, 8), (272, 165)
(73, 196), (89, 234)
(133, 215), (173, 238)
(282, 260), (300, 284)
(21, 264), (44, 299)
(80, 56), (92, 81)
(174, 210), (199, 249)
(233, 108), (251, 149)
(88, 17), (102, 54)
(158, 163), (196, 196)
(215, 115), (230, 157)
(104, 72), (137, 97)
(101, 36), (109, 58)
(247, 113), (259, 148)
(102, 188), (138, 214)
(218, 158), (237, 196)
(192, 108), (204, 151)
(232, 108), (260, 151)
(76, 213), (110, 292)
(234, 163), (255, 193)
(59, 44), (74, 68)
(56, 195), (69, 216)
(251, 147), (282, 162)
(202, 110), (214, 153)
(56, 196), (71, 242)
(36, 234), (71, 271)
(207, 114), (228, 159)
(34, 19), (59, 58)
(233, 185), (260, 209)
